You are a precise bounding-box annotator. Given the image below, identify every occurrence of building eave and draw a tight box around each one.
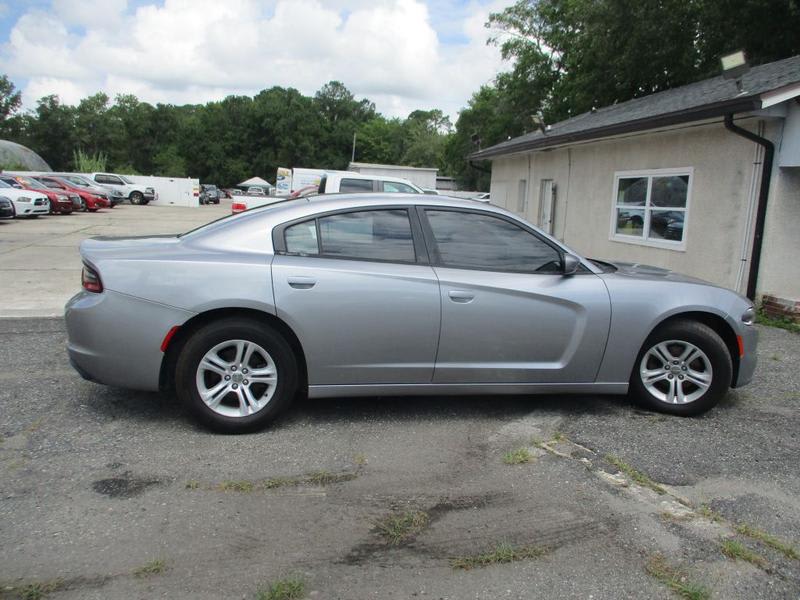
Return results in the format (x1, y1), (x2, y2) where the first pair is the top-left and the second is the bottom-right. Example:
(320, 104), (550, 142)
(470, 96), (761, 160)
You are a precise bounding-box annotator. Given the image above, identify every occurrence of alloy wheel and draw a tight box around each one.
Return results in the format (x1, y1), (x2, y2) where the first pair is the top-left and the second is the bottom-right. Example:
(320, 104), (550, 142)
(639, 340), (713, 404)
(195, 339), (277, 418)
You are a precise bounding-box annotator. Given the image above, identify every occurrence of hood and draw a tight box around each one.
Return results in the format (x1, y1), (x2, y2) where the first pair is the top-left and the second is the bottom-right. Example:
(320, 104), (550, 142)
(601, 260), (717, 286)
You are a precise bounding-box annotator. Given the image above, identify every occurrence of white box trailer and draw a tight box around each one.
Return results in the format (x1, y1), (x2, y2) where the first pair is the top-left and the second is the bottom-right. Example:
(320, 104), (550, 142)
(275, 167), (355, 195)
(125, 175), (200, 207)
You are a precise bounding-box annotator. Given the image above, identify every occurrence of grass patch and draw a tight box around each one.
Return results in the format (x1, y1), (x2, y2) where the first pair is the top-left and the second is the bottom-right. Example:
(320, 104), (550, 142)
(184, 480), (199, 490)
(14, 580), (64, 600)
(374, 510), (429, 545)
(644, 554), (710, 600)
(697, 504), (724, 523)
(255, 576), (305, 600)
(218, 480), (256, 493)
(354, 454), (368, 466)
(133, 558), (167, 578)
(450, 542), (549, 570)
(735, 523), (799, 560)
(605, 455), (666, 495)
(720, 539), (769, 569)
(756, 308), (800, 333)
(503, 447), (533, 465)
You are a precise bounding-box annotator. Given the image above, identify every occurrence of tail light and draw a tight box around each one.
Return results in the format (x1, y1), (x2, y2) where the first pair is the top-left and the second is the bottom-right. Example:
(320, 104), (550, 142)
(81, 263), (103, 293)
(231, 202), (247, 213)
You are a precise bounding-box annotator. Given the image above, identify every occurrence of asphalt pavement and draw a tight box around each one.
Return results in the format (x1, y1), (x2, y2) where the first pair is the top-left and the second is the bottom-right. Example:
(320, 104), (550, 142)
(0, 318), (798, 599)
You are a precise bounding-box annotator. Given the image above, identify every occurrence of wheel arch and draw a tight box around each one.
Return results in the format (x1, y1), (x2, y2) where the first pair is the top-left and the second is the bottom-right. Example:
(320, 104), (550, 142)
(649, 311), (740, 386)
(159, 307), (308, 394)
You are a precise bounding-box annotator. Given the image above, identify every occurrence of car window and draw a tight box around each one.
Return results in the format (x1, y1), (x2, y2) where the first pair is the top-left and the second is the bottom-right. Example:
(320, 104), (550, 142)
(309, 209), (416, 262)
(38, 178), (63, 189)
(382, 181), (418, 193)
(95, 174), (122, 185)
(339, 178), (373, 193)
(0, 177), (21, 188)
(284, 220), (319, 255)
(0, 179), (10, 188)
(425, 209), (561, 273)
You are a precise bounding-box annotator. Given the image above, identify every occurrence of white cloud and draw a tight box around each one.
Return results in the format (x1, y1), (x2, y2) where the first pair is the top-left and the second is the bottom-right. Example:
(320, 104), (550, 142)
(0, 0), (509, 119)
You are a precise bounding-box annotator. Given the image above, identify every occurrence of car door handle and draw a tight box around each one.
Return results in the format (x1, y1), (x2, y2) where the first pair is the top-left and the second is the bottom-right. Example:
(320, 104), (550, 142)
(287, 276), (316, 289)
(448, 290), (475, 303)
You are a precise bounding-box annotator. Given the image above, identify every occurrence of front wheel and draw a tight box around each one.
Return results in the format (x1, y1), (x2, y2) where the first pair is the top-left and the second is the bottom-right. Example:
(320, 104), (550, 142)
(130, 191), (144, 205)
(630, 320), (732, 416)
(175, 318), (298, 433)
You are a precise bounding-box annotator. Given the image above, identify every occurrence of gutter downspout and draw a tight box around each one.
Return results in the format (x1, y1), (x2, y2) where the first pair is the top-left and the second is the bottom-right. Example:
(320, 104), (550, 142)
(724, 114), (775, 301)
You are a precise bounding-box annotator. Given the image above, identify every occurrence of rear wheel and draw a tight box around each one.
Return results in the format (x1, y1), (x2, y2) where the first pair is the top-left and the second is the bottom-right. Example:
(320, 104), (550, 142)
(630, 320), (732, 416)
(80, 198), (87, 211)
(175, 318), (298, 433)
(130, 191), (144, 205)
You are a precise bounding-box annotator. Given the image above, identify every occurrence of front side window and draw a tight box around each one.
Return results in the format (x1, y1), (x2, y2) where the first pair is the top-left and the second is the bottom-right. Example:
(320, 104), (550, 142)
(382, 181), (418, 194)
(283, 209), (417, 263)
(339, 178), (373, 193)
(96, 174), (122, 185)
(612, 170), (690, 248)
(425, 209), (562, 273)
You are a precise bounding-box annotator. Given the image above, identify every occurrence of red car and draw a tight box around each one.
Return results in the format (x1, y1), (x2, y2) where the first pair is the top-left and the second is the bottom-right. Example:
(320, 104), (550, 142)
(35, 176), (110, 211)
(0, 174), (75, 215)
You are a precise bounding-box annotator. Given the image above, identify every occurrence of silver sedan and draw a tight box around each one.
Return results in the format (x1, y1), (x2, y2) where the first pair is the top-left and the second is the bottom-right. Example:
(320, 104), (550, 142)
(65, 194), (757, 432)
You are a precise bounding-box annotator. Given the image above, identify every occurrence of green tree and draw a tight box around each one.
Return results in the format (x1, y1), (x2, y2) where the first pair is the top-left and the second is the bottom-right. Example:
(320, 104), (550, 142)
(0, 74), (22, 123)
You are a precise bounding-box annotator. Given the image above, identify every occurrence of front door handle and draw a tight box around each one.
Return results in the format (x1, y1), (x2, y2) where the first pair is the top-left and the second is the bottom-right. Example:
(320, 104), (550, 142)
(448, 290), (475, 303)
(287, 276), (316, 289)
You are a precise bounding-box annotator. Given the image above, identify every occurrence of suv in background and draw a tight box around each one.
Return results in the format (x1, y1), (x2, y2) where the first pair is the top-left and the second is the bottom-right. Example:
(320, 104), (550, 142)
(199, 184), (220, 204)
(87, 172), (156, 205)
(318, 172), (423, 194)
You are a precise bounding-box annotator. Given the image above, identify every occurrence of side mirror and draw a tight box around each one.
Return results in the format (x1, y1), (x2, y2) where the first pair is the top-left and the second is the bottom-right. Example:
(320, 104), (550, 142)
(562, 253), (581, 275)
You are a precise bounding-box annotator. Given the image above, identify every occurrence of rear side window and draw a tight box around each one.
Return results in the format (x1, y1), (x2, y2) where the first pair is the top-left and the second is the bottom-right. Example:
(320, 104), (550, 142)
(382, 181), (418, 193)
(425, 209), (561, 273)
(283, 209), (416, 262)
(339, 178), (373, 193)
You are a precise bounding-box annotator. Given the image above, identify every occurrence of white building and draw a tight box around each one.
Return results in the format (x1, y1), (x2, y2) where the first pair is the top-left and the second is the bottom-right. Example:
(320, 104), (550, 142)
(472, 55), (800, 320)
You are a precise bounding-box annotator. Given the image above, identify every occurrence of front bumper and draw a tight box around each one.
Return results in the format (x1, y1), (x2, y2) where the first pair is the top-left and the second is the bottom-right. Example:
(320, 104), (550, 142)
(18, 205), (49, 216)
(65, 289), (194, 391)
(733, 323), (758, 388)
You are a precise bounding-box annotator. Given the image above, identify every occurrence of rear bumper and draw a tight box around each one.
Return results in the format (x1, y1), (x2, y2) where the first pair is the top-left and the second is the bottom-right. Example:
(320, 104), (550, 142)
(65, 289), (194, 391)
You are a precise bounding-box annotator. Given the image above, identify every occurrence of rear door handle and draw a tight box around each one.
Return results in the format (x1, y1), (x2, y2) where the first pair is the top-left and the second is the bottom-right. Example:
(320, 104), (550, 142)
(448, 290), (475, 303)
(287, 276), (316, 289)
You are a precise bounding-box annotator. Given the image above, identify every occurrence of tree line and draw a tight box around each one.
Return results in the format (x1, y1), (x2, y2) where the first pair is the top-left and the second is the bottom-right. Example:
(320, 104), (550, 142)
(0, 0), (797, 190)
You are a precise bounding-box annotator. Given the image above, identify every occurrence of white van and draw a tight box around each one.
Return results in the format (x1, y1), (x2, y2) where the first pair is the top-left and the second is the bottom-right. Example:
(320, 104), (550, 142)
(319, 172), (423, 194)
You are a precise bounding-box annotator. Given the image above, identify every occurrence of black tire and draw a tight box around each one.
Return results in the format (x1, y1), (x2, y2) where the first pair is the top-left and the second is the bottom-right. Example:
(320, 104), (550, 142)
(130, 191), (144, 205)
(175, 318), (298, 433)
(80, 198), (87, 212)
(630, 320), (732, 416)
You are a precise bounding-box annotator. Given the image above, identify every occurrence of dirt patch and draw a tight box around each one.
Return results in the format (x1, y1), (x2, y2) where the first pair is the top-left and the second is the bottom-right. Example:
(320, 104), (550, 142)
(92, 472), (162, 499)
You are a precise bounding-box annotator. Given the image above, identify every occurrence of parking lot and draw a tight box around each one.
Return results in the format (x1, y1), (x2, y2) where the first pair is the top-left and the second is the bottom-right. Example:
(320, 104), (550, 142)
(1, 206), (799, 599)
(0, 203), (230, 318)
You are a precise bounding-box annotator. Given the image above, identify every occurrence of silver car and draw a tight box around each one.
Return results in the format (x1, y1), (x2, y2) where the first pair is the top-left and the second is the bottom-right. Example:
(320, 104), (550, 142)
(65, 194), (757, 432)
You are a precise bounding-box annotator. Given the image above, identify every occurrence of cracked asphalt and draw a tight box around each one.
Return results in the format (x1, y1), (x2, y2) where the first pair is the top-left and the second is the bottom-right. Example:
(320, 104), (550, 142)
(0, 318), (798, 599)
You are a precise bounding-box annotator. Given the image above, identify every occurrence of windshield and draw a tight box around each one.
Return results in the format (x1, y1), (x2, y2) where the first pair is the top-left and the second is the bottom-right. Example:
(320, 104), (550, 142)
(0, 180), (10, 188)
(16, 176), (45, 190)
(61, 175), (94, 187)
(120, 175), (134, 184)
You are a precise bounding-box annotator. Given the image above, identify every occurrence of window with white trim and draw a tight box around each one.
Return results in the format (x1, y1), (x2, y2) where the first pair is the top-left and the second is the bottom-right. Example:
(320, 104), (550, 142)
(610, 169), (692, 249)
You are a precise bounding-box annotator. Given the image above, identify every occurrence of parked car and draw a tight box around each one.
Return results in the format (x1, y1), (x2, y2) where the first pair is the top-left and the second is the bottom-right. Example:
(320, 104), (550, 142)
(0, 174), (74, 214)
(34, 176), (109, 211)
(86, 172), (156, 205)
(0, 195), (15, 219)
(422, 188), (440, 195)
(51, 173), (125, 207)
(65, 194), (757, 433)
(474, 192), (490, 202)
(0, 179), (50, 217)
(317, 172), (423, 194)
(200, 184), (220, 205)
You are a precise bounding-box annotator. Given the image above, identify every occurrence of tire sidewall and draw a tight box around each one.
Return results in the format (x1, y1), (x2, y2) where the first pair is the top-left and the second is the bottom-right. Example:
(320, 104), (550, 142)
(176, 319), (298, 433)
(130, 192), (143, 205)
(631, 320), (732, 416)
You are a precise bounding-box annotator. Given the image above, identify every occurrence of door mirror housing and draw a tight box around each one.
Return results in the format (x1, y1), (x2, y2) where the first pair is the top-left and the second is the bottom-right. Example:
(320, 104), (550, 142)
(562, 253), (581, 275)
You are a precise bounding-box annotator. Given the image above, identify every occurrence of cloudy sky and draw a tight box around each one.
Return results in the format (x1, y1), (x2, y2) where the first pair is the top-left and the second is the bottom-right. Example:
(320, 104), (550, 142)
(0, 0), (511, 120)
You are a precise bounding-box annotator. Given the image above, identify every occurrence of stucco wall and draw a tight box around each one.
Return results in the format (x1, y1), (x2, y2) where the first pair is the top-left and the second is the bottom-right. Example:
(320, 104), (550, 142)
(488, 118), (800, 298)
